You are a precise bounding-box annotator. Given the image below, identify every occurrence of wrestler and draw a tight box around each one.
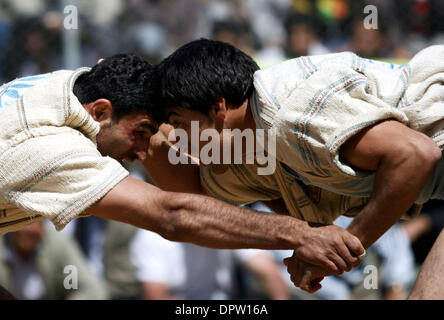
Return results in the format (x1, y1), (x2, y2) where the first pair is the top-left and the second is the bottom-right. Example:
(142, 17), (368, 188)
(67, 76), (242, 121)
(150, 39), (443, 293)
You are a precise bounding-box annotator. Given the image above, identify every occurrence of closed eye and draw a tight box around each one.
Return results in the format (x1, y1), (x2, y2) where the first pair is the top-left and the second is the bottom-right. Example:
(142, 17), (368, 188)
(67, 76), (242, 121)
(137, 123), (158, 137)
(165, 111), (181, 127)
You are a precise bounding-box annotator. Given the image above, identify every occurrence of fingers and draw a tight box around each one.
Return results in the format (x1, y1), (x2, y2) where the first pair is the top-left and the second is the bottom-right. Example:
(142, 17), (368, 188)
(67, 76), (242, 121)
(344, 233), (366, 258)
(325, 249), (349, 273)
(298, 270), (324, 293)
(296, 248), (339, 274)
(299, 270), (313, 292)
(335, 242), (360, 270)
(358, 249), (367, 261)
(284, 256), (326, 293)
(286, 252), (338, 275)
(321, 258), (340, 274)
(283, 251), (297, 266)
(309, 277), (323, 293)
(330, 230), (365, 271)
(288, 264), (304, 289)
(283, 257), (290, 267)
(296, 225), (364, 274)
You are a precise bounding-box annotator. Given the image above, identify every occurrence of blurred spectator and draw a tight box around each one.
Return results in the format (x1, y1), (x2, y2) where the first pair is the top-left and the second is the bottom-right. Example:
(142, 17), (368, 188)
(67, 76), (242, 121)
(102, 220), (141, 300)
(130, 229), (290, 300)
(211, 19), (257, 58)
(101, 162), (152, 300)
(284, 13), (330, 58)
(125, 0), (209, 50)
(0, 221), (108, 299)
(345, 18), (412, 61)
(243, 0), (289, 50)
(287, 0), (356, 48)
(1, 16), (62, 81)
(76, 0), (124, 28)
(346, 18), (389, 59)
(64, 210), (142, 300)
(73, 216), (106, 277)
(124, 22), (168, 64)
(2, 0), (51, 18)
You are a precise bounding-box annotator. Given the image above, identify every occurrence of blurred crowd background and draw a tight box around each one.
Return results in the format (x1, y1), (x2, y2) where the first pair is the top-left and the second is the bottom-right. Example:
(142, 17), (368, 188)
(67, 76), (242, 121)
(1, 0), (444, 300)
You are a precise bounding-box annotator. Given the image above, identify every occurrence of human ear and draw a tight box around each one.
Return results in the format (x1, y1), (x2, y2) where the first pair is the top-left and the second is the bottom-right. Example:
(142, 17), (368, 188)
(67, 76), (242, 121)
(209, 98), (227, 132)
(209, 98), (227, 122)
(85, 99), (113, 122)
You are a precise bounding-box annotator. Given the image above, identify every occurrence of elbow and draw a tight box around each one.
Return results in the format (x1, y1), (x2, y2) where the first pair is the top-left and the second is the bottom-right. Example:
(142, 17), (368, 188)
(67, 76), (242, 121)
(427, 141), (442, 166)
(402, 136), (441, 169)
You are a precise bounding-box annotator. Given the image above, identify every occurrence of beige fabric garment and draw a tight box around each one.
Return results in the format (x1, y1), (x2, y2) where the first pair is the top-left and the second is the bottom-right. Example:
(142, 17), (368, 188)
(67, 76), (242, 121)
(201, 160), (371, 225)
(0, 69), (128, 234)
(200, 46), (444, 224)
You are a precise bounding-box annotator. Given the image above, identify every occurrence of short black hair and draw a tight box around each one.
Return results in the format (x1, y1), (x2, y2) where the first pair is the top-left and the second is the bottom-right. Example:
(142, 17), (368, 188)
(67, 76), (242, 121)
(156, 38), (259, 120)
(73, 53), (159, 121)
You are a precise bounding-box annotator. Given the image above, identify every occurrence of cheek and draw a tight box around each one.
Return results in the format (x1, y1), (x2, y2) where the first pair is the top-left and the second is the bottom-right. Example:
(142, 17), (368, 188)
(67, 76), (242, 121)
(135, 136), (150, 150)
(112, 130), (136, 152)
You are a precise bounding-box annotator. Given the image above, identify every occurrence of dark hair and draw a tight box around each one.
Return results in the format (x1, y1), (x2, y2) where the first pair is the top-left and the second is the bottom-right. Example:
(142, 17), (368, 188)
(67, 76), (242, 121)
(73, 53), (159, 121)
(156, 38), (259, 119)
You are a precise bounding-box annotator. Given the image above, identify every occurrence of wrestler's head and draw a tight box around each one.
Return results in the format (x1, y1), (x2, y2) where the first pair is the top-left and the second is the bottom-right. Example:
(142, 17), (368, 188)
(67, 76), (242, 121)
(73, 53), (159, 163)
(156, 39), (259, 140)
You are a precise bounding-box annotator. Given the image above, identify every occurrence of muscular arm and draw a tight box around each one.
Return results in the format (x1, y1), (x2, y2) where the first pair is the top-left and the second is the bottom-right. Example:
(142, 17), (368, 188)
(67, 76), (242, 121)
(340, 120), (441, 248)
(139, 126), (364, 272)
(86, 176), (308, 250)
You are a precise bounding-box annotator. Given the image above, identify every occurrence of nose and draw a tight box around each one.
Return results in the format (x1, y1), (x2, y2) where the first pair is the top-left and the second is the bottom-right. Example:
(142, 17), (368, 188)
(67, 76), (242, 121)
(132, 135), (151, 162)
(133, 142), (149, 162)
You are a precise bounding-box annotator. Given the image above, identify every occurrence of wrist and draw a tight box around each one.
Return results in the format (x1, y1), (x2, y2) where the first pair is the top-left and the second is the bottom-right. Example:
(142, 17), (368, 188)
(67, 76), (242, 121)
(288, 219), (311, 249)
(346, 205), (377, 249)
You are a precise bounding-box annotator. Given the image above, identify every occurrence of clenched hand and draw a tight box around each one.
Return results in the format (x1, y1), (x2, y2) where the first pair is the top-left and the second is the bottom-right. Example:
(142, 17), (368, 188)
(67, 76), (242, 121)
(293, 224), (365, 274)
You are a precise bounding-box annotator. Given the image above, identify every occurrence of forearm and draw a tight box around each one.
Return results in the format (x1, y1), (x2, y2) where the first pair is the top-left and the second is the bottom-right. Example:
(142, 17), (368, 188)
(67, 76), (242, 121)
(347, 148), (439, 248)
(89, 177), (307, 250)
(163, 193), (309, 250)
(89, 177), (362, 273)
